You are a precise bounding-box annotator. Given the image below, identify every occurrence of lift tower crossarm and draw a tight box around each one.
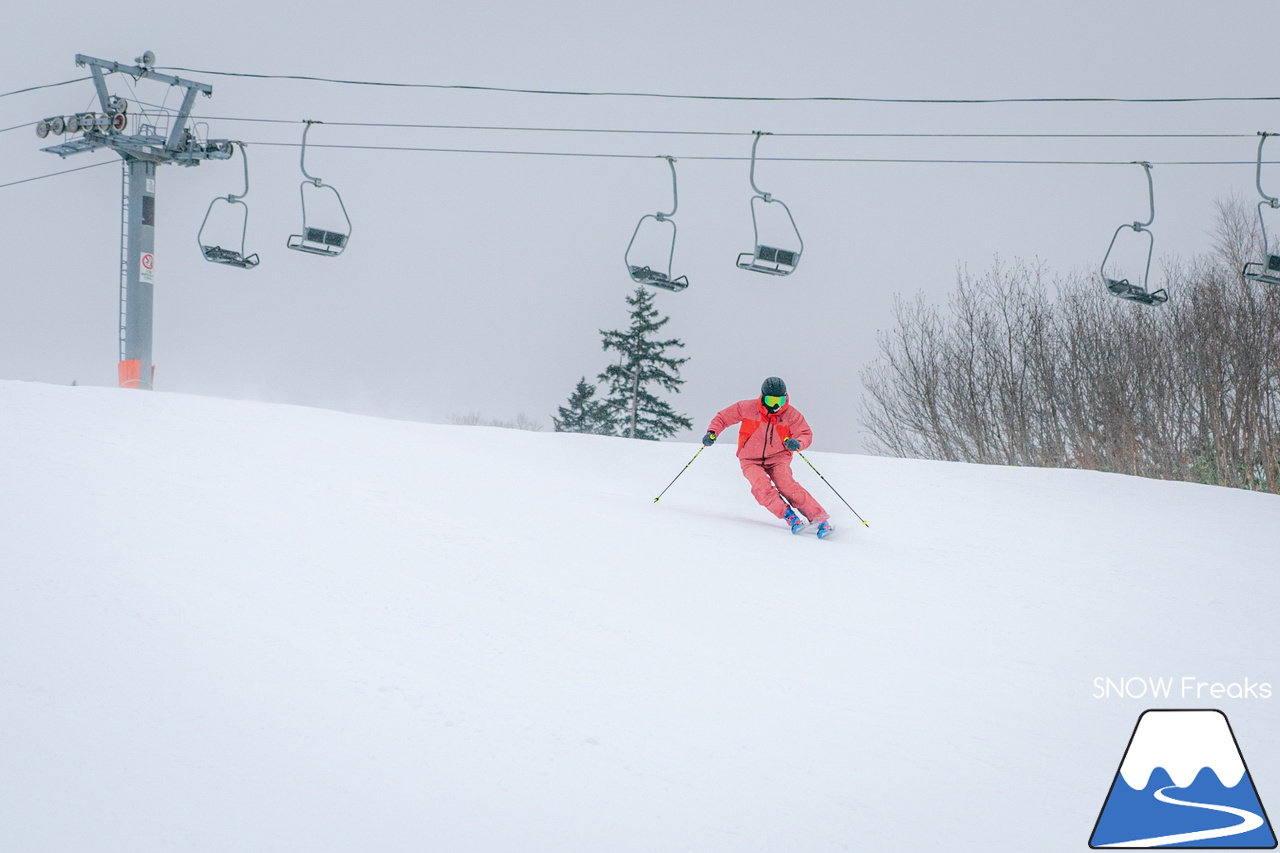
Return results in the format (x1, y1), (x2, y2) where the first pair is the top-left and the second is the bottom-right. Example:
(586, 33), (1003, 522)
(87, 61), (111, 111)
(76, 54), (214, 155)
(75, 55), (213, 96)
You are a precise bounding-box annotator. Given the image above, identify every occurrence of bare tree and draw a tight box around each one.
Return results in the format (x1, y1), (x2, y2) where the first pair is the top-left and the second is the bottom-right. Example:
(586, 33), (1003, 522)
(860, 200), (1280, 493)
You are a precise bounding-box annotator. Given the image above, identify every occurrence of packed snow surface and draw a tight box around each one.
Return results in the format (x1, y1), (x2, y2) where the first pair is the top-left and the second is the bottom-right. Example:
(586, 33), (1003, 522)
(1, 380), (1277, 852)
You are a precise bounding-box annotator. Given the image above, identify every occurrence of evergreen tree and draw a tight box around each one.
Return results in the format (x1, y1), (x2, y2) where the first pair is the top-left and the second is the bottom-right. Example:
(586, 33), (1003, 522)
(552, 377), (616, 435)
(597, 287), (693, 440)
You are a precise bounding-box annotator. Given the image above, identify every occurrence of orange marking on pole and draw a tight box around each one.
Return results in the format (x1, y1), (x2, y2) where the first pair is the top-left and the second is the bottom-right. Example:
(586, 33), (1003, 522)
(118, 359), (142, 389)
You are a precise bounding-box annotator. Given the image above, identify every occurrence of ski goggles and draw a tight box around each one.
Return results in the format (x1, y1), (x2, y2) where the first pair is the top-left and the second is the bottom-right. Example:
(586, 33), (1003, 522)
(763, 394), (787, 408)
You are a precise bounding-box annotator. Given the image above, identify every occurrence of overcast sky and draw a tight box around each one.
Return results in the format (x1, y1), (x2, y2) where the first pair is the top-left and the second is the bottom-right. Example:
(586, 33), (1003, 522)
(4, 2), (1279, 452)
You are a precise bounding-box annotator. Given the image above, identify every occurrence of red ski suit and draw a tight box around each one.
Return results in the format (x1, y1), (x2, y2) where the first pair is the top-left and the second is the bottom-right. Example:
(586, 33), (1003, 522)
(706, 398), (829, 523)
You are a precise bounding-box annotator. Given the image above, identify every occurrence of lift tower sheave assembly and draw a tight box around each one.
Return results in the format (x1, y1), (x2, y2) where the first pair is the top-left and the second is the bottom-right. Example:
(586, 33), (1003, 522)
(39, 52), (232, 389)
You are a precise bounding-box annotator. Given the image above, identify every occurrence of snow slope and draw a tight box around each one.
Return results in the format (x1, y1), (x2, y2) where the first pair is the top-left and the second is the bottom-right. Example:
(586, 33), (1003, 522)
(1, 380), (1277, 852)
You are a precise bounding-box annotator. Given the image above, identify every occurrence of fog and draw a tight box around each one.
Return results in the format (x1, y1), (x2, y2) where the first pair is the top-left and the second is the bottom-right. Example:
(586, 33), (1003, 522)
(4, 1), (1277, 451)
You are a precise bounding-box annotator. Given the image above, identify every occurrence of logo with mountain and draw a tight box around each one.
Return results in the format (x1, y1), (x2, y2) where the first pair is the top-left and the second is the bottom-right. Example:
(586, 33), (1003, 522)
(1090, 709), (1276, 848)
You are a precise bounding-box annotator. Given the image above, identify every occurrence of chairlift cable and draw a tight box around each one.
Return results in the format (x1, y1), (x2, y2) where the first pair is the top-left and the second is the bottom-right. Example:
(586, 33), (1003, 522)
(236, 140), (1280, 167)
(8, 122), (1279, 194)
(180, 113), (1259, 140)
(777, 132), (1256, 139)
(189, 115), (750, 135)
(0, 77), (94, 100)
(5, 145), (1277, 194)
(154, 66), (1280, 105)
(0, 159), (115, 190)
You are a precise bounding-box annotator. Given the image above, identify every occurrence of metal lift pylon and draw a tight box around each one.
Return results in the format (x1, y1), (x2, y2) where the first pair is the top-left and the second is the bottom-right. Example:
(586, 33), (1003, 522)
(39, 52), (233, 389)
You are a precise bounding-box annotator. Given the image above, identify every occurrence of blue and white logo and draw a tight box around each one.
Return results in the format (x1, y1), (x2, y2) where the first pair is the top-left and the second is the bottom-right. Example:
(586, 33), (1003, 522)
(1090, 709), (1276, 848)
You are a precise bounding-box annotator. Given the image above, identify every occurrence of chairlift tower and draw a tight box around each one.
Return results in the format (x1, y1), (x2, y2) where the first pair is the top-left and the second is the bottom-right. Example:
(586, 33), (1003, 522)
(38, 52), (232, 389)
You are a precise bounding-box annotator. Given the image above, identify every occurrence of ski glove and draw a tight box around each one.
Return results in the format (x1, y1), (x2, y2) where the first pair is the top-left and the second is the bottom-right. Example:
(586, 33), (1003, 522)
(783, 438), (801, 451)
(702, 431), (717, 446)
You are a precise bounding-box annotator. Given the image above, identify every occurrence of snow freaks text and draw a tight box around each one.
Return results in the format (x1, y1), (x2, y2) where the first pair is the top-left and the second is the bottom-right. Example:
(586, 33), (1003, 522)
(1092, 677), (1273, 700)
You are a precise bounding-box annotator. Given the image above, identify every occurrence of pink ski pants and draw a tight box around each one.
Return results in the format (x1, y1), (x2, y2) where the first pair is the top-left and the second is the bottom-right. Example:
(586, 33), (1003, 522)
(740, 456), (828, 523)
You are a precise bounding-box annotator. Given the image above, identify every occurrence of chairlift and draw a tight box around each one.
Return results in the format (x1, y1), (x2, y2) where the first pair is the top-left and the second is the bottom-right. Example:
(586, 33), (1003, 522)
(197, 142), (259, 269)
(1100, 161), (1167, 306)
(624, 156), (688, 292)
(1243, 132), (1280, 286)
(736, 131), (803, 276)
(286, 121), (351, 257)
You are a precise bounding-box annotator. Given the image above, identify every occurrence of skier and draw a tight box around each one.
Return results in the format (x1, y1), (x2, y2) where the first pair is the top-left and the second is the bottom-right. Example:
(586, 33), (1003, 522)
(702, 377), (832, 539)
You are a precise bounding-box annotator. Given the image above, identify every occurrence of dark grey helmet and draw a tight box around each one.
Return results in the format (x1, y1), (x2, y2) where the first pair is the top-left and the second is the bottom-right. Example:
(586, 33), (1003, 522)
(761, 376), (787, 397)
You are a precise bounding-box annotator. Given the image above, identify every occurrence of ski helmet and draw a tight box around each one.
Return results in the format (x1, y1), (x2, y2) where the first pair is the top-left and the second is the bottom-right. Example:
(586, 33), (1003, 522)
(761, 377), (787, 397)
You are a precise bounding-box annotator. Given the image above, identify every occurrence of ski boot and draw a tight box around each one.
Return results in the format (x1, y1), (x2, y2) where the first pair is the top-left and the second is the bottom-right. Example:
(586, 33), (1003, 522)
(784, 507), (807, 534)
(816, 521), (833, 540)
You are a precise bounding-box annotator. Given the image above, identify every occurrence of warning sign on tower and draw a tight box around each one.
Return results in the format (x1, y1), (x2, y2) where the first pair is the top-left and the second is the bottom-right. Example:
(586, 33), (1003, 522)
(139, 253), (155, 284)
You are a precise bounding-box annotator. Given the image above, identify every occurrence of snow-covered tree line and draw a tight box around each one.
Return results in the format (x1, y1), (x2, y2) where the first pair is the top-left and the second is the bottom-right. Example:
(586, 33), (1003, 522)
(861, 199), (1280, 493)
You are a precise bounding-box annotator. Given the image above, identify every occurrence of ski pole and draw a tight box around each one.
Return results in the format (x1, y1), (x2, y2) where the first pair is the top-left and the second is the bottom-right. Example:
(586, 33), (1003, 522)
(653, 445), (705, 503)
(796, 451), (870, 527)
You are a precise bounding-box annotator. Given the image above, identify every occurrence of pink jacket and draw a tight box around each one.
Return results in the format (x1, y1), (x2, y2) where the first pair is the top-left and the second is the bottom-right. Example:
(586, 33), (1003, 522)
(707, 398), (814, 463)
